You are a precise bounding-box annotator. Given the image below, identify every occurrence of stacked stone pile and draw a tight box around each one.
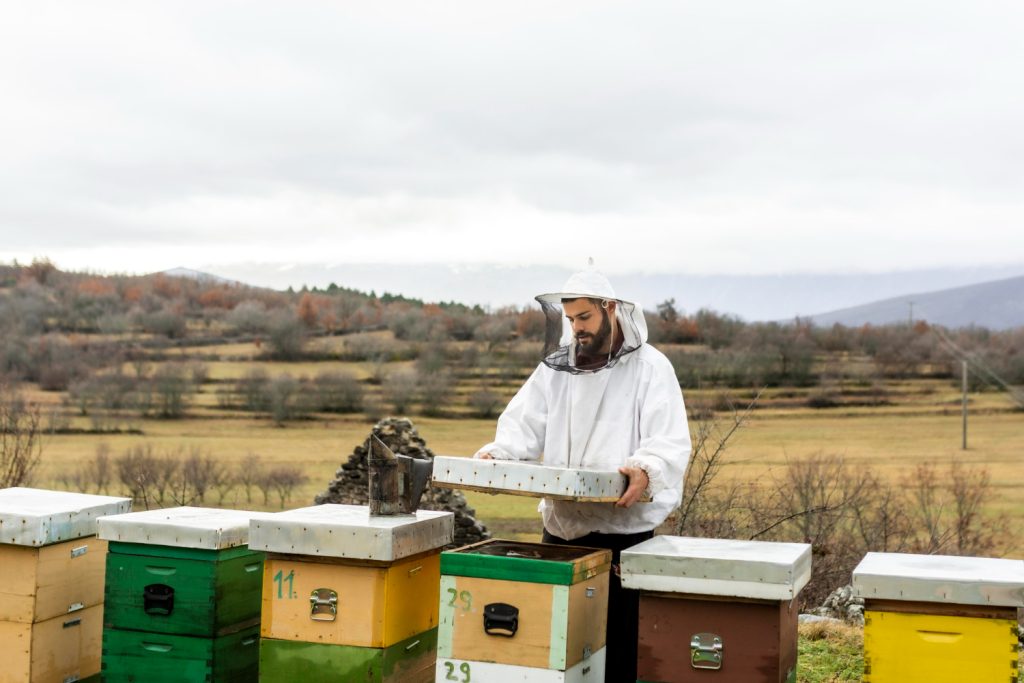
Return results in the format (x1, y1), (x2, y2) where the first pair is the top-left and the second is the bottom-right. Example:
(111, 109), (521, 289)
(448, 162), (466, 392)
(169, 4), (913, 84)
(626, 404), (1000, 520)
(808, 584), (865, 625)
(314, 417), (490, 548)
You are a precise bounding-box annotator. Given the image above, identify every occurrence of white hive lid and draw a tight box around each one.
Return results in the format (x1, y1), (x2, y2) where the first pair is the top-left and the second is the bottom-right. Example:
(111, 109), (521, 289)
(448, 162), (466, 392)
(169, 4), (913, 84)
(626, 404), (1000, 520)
(431, 456), (627, 502)
(0, 487), (132, 546)
(248, 504), (454, 562)
(853, 552), (1024, 607)
(97, 506), (268, 550)
(620, 535), (813, 601)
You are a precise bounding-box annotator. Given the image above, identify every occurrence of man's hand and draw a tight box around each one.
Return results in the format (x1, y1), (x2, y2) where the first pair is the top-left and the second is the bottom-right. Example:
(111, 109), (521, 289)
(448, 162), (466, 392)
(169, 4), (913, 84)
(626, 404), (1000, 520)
(477, 452), (494, 460)
(616, 465), (649, 508)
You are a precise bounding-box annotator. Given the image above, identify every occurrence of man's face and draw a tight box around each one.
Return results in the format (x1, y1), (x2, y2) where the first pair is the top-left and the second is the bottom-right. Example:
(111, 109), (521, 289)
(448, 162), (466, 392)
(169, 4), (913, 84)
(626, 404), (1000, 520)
(563, 298), (615, 355)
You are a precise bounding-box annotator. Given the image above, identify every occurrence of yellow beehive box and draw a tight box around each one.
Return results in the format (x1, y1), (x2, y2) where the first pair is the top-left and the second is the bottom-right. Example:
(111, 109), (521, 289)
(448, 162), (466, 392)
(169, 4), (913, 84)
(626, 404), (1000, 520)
(863, 607), (1018, 682)
(261, 551), (441, 648)
(854, 552), (1024, 683)
(251, 505), (454, 651)
(0, 604), (103, 683)
(0, 536), (108, 623)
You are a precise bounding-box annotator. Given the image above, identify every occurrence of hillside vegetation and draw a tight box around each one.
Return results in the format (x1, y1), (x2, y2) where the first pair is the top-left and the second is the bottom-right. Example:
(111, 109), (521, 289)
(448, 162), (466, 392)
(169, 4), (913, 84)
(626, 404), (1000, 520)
(2, 258), (1022, 612)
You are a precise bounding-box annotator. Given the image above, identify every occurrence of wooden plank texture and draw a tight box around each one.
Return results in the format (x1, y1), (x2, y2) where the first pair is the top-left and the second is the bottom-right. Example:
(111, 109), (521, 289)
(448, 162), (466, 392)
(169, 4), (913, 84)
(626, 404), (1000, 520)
(863, 609), (1018, 683)
(440, 573), (608, 671)
(636, 594), (798, 683)
(104, 544), (263, 636)
(441, 540), (611, 586)
(261, 552), (440, 648)
(259, 629), (437, 682)
(101, 625), (260, 683)
(0, 604), (103, 683)
(436, 648), (606, 683)
(0, 536), (107, 623)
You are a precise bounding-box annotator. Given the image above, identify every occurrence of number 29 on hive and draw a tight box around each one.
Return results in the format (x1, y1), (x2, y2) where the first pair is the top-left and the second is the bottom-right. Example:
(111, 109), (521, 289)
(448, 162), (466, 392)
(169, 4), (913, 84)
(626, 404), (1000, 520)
(442, 660), (471, 682)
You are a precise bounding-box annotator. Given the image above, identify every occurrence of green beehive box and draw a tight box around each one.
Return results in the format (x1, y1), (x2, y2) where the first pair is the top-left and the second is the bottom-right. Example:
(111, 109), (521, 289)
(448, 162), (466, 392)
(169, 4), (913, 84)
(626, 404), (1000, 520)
(98, 507), (267, 638)
(258, 628), (437, 683)
(102, 624), (260, 683)
(104, 542), (264, 636)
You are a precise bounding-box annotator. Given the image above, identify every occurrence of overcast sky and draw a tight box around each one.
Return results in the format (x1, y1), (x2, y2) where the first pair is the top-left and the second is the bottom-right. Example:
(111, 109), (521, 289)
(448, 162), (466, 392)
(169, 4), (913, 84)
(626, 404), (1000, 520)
(2, 1), (1024, 286)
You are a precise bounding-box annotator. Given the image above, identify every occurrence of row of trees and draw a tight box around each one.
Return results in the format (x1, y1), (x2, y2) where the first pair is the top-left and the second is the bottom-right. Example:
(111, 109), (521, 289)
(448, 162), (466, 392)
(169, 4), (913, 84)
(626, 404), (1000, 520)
(56, 445), (309, 509)
(3, 260), (1023, 399)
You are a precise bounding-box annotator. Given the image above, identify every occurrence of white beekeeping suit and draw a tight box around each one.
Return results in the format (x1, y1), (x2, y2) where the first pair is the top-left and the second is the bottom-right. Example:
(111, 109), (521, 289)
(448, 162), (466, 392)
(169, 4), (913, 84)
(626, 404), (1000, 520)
(475, 267), (692, 541)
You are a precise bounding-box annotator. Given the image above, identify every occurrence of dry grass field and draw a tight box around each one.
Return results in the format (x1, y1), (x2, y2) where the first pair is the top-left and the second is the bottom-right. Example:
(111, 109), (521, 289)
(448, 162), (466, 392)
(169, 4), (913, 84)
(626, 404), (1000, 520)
(30, 392), (1024, 554)
(12, 337), (1022, 555)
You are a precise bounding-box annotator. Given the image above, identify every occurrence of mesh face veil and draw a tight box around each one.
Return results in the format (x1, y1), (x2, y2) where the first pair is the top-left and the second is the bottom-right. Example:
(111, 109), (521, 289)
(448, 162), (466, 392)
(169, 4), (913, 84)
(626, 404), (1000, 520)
(534, 269), (648, 374)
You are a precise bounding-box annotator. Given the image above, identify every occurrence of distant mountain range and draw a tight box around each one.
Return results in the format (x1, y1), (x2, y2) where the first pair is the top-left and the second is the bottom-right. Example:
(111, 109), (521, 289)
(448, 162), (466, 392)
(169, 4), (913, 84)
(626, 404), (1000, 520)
(195, 262), (1024, 328)
(806, 274), (1024, 330)
(159, 267), (239, 285)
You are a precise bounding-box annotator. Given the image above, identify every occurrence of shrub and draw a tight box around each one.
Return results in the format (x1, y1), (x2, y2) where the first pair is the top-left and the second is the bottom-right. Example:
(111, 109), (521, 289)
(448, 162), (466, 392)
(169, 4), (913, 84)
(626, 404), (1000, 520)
(312, 371), (364, 413)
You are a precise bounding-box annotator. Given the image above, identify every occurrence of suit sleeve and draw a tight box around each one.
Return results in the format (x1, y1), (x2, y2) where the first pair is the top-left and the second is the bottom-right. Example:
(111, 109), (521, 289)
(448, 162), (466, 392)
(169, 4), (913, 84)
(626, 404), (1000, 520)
(624, 358), (691, 499)
(473, 365), (548, 462)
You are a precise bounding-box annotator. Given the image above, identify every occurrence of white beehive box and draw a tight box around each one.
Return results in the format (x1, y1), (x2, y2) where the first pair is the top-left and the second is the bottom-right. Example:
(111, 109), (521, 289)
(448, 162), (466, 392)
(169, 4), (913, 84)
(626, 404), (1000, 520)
(248, 504), (454, 562)
(97, 506), (268, 550)
(431, 456), (628, 502)
(853, 552), (1024, 607)
(0, 487), (131, 546)
(436, 648), (606, 683)
(620, 535), (812, 601)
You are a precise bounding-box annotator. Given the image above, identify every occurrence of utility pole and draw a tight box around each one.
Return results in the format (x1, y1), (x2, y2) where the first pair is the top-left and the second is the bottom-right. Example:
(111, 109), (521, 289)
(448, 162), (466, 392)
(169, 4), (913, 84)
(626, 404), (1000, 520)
(908, 300), (915, 326)
(961, 360), (968, 450)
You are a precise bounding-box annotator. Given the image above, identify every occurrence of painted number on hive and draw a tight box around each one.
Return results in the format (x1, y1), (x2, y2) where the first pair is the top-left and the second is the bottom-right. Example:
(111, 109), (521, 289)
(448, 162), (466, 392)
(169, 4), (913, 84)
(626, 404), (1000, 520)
(447, 588), (472, 611)
(273, 569), (296, 599)
(443, 661), (471, 682)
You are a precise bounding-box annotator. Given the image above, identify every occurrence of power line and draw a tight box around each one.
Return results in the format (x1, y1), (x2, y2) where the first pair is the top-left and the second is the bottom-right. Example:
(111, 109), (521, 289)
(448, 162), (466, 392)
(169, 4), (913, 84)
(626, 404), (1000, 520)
(930, 326), (1024, 409)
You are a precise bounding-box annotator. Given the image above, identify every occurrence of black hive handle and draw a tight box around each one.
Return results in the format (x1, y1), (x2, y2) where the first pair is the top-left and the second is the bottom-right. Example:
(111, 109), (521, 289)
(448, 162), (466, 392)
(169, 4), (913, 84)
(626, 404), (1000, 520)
(143, 584), (175, 616)
(483, 602), (519, 637)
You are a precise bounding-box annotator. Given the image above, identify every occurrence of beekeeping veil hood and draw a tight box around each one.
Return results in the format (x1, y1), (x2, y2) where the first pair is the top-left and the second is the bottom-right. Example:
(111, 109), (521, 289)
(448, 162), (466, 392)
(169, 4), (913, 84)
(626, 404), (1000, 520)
(535, 266), (648, 374)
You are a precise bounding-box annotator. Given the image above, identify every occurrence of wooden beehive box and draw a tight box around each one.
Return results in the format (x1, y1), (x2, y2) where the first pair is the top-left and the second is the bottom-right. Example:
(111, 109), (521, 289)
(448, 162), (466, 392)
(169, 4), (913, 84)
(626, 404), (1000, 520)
(431, 456), (628, 502)
(97, 506), (267, 637)
(437, 539), (611, 679)
(853, 552), (1024, 683)
(258, 629), (437, 683)
(101, 622), (260, 683)
(620, 535), (811, 683)
(0, 604), (103, 683)
(251, 504), (453, 648)
(0, 487), (130, 625)
(0, 487), (130, 683)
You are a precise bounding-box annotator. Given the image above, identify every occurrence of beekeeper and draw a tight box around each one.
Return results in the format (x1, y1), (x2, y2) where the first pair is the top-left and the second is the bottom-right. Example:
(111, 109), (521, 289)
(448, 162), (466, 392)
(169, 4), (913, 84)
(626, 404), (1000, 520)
(475, 265), (691, 683)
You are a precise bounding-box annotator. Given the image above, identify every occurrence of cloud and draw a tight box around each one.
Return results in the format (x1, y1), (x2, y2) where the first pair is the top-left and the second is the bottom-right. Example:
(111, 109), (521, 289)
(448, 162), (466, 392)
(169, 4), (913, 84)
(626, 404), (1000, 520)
(1, 2), (1024, 277)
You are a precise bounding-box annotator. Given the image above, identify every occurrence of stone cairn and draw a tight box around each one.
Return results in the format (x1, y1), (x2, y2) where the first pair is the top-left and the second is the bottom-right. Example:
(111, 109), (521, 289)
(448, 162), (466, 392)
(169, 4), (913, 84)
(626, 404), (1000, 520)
(314, 417), (490, 549)
(808, 585), (866, 626)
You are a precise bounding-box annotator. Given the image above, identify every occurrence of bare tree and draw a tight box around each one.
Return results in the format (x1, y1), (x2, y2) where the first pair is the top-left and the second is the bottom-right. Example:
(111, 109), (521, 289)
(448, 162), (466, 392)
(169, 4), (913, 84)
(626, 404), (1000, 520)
(675, 391), (761, 536)
(383, 369), (419, 414)
(468, 386), (502, 418)
(263, 465), (309, 508)
(235, 453), (263, 504)
(0, 390), (44, 487)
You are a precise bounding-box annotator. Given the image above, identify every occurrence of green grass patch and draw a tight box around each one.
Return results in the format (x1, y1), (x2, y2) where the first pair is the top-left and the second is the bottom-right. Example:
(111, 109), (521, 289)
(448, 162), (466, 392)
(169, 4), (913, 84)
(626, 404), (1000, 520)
(797, 621), (863, 683)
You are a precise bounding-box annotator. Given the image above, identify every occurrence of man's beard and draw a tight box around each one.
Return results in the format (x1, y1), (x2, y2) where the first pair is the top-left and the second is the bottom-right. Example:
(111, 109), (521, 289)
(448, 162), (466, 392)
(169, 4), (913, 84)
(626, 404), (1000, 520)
(576, 309), (612, 355)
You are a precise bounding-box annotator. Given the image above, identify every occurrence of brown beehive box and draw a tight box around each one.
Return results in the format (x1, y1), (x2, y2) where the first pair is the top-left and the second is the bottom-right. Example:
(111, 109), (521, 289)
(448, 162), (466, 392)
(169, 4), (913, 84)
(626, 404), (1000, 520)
(621, 536), (811, 683)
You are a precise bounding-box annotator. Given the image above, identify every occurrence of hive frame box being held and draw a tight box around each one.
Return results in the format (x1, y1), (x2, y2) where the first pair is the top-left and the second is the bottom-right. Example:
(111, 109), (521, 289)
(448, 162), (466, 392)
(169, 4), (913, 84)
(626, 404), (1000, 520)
(431, 456), (630, 502)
